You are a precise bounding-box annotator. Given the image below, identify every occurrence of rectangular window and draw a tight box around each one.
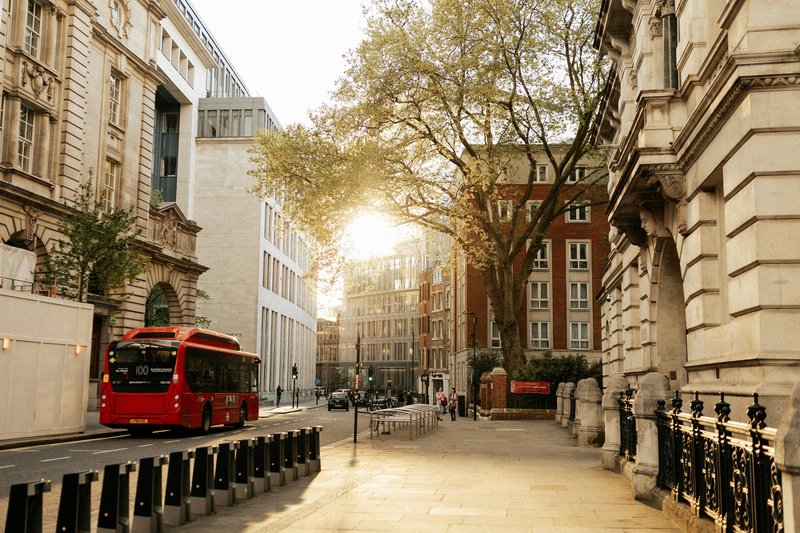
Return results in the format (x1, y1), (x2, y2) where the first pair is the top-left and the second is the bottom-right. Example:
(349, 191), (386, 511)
(529, 282), (549, 309)
(24, 1), (42, 58)
(567, 166), (586, 183)
(102, 159), (120, 211)
(533, 242), (550, 270)
(17, 106), (35, 173)
(530, 322), (550, 348)
(569, 282), (589, 310)
(491, 321), (501, 348)
(108, 72), (121, 125)
(535, 165), (547, 182)
(433, 268), (442, 284)
(570, 322), (590, 350)
(569, 242), (589, 270)
(494, 200), (512, 221)
(527, 201), (540, 221)
(567, 203), (589, 222)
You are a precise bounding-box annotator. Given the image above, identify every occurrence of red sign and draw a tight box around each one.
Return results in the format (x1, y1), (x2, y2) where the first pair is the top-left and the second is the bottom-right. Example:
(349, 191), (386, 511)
(510, 381), (550, 394)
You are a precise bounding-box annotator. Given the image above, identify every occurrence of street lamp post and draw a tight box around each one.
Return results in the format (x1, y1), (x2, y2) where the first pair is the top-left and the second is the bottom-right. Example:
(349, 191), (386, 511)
(471, 313), (477, 421)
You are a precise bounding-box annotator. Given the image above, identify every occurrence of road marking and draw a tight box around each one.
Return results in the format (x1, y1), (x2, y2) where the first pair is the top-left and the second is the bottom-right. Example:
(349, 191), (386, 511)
(164, 439), (181, 444)
(137, 444), (155, 448)
(41, 456), (70, 463)
(0, 465), (16, 469)
(92, 448), (128, 455)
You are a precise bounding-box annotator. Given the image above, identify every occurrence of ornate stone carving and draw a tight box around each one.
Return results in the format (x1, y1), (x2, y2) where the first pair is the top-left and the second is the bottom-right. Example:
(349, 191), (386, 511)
(640, 208), (658, 238)
(613, 216), (648, 247)
(23, 206), (39, 243)
(109, 0), (132, 38)
(659, 0), (676, 16)
(160, 211), (178, 249)
(649, 18), (663, 38)
(21, 61), (53, 100)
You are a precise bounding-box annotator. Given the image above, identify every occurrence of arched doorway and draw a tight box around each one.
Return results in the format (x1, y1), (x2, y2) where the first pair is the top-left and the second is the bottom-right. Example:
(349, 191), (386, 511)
(145, 283), (179, 326)
(652, 238), (688, 388)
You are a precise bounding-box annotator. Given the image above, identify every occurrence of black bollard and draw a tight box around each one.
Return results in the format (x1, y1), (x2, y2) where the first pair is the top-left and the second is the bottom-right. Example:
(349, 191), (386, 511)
(235, 438), (256, 500)
(253, 435), (272, 493)
(190, 445), (217, 517)
(309, 425), (323, 472)
(297, 428), (310, 477)
(97, 462), (136, 533)
(5, 479), (51, 533)
(214, 441), (239, 507)
(269, 432), (286, 487)
(56, 471), (98, 533)
(132, 455), (167, 533)
(164, 450), (194, 525)
(283, 430), (299, 481)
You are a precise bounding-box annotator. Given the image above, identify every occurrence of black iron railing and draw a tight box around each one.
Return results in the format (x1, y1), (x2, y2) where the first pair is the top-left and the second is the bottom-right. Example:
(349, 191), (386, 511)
(619, 386), (636, 461)
(569, 389), (576, 422)
(656, 391), (784, 533)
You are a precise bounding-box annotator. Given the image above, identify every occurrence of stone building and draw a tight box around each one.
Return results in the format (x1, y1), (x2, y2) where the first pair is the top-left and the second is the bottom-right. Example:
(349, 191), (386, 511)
(316, 317), (340, 393)
(594, 0), (800, 412)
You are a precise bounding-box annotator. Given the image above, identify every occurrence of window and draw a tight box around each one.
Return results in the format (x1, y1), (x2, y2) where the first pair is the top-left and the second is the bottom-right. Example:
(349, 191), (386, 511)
(569, 282), (589, 310)
(569, 242), (588, 270)
(108, 73), (122, 125)
(24, 1), (42, 58)
(494, 200), (512, 221)
(433, 268), (442, 284)
(530, 322), (550, 348)
(570, 322), (590, 350)
(567, 166), (586, 183)
(103, 159), (120, 211)
(535, 165), (547, 182)
(491, 321), (501, 348)
(567, 203), (589, 222)
(527, 201), (541, 221)
(17, 106), (35, 173)
(529, 282), (549, 309)
(533, 242), (550, 270)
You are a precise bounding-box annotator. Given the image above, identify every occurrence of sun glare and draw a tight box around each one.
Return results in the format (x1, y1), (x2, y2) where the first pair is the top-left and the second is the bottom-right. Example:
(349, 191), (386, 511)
(344, 212), (411, 260)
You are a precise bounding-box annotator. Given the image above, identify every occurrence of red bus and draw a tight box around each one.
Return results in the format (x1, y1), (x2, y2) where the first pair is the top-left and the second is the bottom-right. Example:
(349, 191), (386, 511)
(99, 327), (260, 434)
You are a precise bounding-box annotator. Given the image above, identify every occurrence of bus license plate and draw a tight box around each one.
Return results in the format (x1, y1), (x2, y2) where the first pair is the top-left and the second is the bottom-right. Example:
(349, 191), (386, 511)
(129, 418), (149, 424)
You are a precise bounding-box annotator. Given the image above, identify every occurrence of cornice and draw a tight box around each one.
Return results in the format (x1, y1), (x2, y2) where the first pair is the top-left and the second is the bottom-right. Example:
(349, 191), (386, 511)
(90, 23), (160, 79)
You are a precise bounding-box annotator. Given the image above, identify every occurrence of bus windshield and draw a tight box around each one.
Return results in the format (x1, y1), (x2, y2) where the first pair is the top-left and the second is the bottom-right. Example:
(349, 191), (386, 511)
(108, 340), (178, 392)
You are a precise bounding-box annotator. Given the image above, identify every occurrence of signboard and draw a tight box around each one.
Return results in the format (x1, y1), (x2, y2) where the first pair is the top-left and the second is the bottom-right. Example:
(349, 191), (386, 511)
(315, 378), (321, 386)
(510, 380), (550, 394)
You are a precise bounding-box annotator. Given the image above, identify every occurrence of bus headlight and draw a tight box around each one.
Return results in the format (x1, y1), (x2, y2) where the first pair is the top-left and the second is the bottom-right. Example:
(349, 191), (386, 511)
(174, 395), (179, 400)
(101, 402), (106, 408)
(101, 394), (106, 400)
(174, 402), (179, 409)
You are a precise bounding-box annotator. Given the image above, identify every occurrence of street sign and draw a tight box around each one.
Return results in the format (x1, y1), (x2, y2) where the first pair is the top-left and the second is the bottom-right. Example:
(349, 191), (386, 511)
(510, 380), (550, 394)
(315, 378), (321, 386)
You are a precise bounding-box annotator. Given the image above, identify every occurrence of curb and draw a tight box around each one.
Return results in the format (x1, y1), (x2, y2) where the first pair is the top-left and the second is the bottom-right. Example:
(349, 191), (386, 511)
(0, 429), (129, 451)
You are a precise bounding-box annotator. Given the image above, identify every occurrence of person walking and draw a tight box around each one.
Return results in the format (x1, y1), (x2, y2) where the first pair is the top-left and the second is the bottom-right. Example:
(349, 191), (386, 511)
(435, 387), (447, 421)
(276, 385), (283, 407)
(448, 387), (458, 421)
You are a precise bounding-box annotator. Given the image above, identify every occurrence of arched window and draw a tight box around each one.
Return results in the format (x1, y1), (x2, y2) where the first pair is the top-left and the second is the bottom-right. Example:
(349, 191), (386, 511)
(145, 285), (169, 326)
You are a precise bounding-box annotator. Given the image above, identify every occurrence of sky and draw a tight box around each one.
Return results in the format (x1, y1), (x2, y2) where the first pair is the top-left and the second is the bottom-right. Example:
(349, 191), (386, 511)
(190, 0), (366, 127)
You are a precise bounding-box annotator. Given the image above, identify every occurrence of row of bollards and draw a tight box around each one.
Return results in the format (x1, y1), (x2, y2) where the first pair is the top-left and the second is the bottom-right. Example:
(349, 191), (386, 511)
(4, 426), (323, 533)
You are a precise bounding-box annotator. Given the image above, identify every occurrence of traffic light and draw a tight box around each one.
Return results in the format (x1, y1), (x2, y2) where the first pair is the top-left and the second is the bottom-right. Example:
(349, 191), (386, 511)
(292, 363), (298, 380)
(368, 366), (374, 382)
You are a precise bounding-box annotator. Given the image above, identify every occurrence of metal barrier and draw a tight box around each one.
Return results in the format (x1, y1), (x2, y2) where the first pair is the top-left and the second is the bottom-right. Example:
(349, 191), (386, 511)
(164, 450), (193, 525)
(132, 455), (167, 533)
(234, 438), (255, 500)
(618, 387), (636, 461)
(214, 441), (239, 507)
(97, 461), (136, 533)
(283, 430), (299, 481)
(269, 432), (286, 487)
(308, 426), (322, 472)
(297, 428), (310, 477)
(4, 479), (51, 533)
(190, 445), (217, 517)
(56, 471), (98, 533)
(253, 435), (272, 493)
(656, 391), (783, 533)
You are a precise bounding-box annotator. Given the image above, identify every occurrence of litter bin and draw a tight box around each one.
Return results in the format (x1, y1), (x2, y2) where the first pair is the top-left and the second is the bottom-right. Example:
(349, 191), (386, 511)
(457, 395), (466, 418)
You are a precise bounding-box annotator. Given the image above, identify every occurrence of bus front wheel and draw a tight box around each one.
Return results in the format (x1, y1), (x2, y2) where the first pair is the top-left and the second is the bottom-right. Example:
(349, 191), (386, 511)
(200, 405), (212, 434)
(235, 403), (247, 429)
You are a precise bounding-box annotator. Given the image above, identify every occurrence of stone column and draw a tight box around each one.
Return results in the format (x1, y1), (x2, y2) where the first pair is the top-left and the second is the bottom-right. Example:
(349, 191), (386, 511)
(631, 372), (669, 502)
(776, 381), (800, 532)
(577, 378), (603, 447)
(555, 382), (565, 423)
(572, 378), (585, 438)
(490, 367), (507, 409)
(602, 374), (628, 470)
(561, 382), (575, 429)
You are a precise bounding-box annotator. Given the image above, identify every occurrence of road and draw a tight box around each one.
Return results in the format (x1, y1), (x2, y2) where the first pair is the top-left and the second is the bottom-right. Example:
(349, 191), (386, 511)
(0, 407), (372, 531)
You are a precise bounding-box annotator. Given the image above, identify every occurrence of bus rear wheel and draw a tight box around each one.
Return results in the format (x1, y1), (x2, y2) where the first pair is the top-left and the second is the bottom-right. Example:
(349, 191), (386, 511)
(235, 403), (247, 429)
(200, 405), (212, 435)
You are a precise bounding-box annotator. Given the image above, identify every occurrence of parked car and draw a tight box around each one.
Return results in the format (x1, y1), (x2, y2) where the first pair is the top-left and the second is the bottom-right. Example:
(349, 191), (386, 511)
(328, 391), (350, 411)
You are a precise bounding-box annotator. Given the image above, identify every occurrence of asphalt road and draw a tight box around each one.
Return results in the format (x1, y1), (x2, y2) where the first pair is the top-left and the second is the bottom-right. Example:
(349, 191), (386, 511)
(0, 407), (372, 531)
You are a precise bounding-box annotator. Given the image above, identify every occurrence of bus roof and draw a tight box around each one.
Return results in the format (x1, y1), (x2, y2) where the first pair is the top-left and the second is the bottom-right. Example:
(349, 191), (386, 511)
(121, 327), (242, 351)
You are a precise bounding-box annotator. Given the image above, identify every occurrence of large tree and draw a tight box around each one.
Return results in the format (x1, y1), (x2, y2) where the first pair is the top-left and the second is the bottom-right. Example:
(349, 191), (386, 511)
(251, 0), (609, 375)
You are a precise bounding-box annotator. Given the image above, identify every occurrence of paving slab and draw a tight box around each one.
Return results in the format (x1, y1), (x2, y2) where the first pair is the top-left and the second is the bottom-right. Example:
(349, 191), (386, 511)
(176, 418), (680, 532)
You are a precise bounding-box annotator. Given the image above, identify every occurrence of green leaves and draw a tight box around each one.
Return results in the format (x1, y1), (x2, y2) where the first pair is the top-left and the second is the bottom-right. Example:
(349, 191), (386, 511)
(45, 178), (149, 302)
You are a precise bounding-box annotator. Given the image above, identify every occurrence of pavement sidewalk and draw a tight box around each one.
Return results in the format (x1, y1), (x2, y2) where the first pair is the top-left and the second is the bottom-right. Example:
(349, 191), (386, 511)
(177, 418), (680, 532)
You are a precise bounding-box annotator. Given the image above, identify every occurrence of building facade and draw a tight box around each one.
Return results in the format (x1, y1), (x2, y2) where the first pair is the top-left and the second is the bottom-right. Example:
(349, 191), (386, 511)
(338, 241), (423, 397)
(418, 263), (451, 404)
(594, 0), (800, 412)
(316, 317), (340, 393)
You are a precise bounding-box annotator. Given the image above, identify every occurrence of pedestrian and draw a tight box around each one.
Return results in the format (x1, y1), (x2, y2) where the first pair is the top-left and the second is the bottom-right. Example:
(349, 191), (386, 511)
(448, 387), (458, 421)
(315, 388), (321, 405)
(435, 387), (446, 420)
(276, 385), (283, 407)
